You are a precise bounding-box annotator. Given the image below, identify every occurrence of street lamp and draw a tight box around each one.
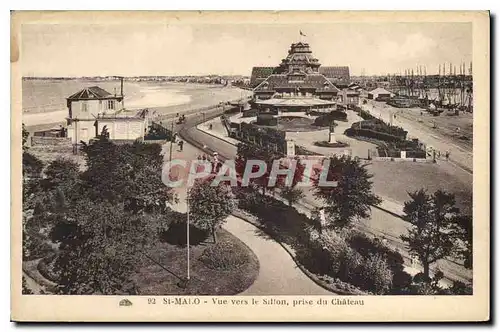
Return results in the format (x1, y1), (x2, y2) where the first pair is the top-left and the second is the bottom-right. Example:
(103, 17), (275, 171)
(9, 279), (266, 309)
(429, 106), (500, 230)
(186, 188), (191, 282)
(184, 164), (201, 285)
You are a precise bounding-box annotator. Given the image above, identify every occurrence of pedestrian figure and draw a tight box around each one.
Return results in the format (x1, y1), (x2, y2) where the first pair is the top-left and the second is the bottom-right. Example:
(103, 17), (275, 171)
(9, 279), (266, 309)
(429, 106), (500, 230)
(197, 155), (202, 160)
(445, 150), (450, 161)
(209, 123), (213, 130)
(202, 154), (207, 161)
(172, 132), (177, 142)
(438, 151), (441, 159)
(178, 140), (184, 152)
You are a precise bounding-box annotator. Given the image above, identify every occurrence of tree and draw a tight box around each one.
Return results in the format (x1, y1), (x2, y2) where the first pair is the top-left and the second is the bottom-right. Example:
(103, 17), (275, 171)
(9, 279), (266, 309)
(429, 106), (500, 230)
(80, 136), (172, 213)
(452, 214), (473, 269)
(22, 151), (43, 180)
(22, 276), (34, 294)
(51, 199), (156, 294)
(277, 157), (306, 206)
(281, 186), (306, 207)
(22, 123), (30, 150)
(314, 155), (381, 230)
(361, 254), (393, 294)
(235, 143), (282, 194)
(401, 189), (462, 280)
(188, 177), (236, 243)
(42, 157), (81, 202)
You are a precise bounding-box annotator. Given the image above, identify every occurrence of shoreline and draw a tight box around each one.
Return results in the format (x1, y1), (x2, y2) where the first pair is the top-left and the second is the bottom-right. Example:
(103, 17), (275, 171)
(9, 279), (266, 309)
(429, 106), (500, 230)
(22, 80), (250, 127)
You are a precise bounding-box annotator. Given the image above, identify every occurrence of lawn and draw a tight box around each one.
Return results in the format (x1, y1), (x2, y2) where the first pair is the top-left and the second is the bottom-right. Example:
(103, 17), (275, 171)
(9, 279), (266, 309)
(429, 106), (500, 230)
(254, 116), (325, 132)
(366, 160), (473, 214)
(133, 228), (260, 295)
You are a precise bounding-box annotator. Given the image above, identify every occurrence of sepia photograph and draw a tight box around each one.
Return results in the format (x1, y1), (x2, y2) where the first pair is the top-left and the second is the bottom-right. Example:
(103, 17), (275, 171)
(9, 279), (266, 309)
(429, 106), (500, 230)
(11, 10), (490, 322)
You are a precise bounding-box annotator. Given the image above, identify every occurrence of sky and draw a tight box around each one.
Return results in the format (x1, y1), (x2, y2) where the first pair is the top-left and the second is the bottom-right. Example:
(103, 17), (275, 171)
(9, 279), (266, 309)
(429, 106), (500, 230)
(21, 22), (472, 77)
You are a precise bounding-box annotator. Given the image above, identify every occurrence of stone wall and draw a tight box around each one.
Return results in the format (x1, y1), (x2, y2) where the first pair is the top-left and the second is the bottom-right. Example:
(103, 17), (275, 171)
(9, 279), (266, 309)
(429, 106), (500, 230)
(31, 136), (72, 147)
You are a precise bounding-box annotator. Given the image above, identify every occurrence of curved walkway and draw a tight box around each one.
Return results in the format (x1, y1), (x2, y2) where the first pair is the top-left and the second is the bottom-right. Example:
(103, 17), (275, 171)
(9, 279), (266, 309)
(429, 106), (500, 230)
(223, 215), (334, 295)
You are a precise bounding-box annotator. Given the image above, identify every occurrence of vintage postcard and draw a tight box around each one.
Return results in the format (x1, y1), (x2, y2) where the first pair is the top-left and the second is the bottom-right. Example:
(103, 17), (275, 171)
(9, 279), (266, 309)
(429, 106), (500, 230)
(11, 11), (490, 322)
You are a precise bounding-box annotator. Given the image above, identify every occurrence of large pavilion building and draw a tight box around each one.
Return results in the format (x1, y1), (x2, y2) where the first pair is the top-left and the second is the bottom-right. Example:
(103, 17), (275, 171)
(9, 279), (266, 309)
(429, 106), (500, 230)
(250, 42), (353, 113)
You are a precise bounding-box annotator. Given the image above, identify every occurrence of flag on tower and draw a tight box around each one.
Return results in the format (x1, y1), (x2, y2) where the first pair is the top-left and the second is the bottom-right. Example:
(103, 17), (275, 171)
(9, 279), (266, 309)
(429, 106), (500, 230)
(300, 30), (306, 37)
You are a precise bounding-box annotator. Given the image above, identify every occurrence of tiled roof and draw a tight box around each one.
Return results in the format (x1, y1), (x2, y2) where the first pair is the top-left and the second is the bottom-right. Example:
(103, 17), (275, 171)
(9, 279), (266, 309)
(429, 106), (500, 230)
(319, 66), (350, 79)
(254, 74), (340, 92)
(250, 67), (276, 87)
(255, 97), (336, 106)
(67, 86), (115, 100)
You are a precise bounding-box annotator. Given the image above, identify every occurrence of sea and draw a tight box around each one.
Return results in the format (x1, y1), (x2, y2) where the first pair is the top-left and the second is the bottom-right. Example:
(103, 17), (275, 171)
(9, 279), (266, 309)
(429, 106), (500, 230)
(21, 79), (250, 128)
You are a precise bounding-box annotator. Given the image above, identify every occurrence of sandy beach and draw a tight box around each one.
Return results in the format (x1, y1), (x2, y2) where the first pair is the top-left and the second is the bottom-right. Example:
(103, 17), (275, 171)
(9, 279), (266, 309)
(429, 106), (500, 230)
(22, 79), (250, 128)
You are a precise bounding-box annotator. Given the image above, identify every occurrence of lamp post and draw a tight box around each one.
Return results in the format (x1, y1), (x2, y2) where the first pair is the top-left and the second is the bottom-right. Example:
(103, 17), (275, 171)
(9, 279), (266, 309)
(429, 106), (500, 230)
(186, 188), (191, 282)
(169, 120), (175, 162)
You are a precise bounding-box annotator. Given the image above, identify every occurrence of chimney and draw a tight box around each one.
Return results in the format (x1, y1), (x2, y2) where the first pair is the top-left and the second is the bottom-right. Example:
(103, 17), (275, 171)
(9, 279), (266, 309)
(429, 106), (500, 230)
(120, 77), (124, 97)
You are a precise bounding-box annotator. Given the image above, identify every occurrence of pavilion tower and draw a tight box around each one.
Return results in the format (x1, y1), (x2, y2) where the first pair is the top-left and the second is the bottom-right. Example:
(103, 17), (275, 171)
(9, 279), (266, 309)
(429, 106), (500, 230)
(276, 42), (321, 74)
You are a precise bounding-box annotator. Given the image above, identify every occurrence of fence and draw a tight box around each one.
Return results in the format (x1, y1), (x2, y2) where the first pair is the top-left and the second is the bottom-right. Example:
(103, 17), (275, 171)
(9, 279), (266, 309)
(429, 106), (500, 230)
(144, 121), (173, 141)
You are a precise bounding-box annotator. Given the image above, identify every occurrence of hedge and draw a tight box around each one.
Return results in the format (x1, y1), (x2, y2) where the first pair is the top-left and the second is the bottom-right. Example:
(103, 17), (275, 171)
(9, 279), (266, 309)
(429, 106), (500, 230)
(235, 122), (286, 150)
(344, 127), (403, 143)
(351, 120), (407, 139)
(313, 111), (348, 127)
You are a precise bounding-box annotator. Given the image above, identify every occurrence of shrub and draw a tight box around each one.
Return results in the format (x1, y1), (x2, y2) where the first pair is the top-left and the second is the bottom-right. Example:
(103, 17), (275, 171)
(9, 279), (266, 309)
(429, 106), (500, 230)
(223, 107), (240, 115)
(359, 254), (393, 294)
(308, 110), (329, 116)
(318, 231), (364, 281)
(314, 141), (349, 148)
(256, 114), (277, 126)
(199, 240), (250, 270)
(357, 109), (376, 120)
(23, 231), (54, 261)
(236, 122), (286, 149)
(313, 111), (347, 127)
(22, 276), (34, 294)
(238, 192), (312, 247)
(296, 238), (334, 276)
(38, 253), (60, 282)
(160, 221), (209, 246)
(242, 110), (259, 118)
(295, 145), (317, 155)
(316, 275), (368, 295)
(391, 270), (414, 294)
(446, 281), (473, 295)
(345, 231), (406, 280)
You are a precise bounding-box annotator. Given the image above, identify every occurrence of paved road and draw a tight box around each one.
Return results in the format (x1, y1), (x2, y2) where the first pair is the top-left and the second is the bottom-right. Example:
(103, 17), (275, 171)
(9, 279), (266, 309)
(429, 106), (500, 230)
(165, 139), (334, 295)
(174, 108), (472, 284)
(363, 100), (473, 173)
